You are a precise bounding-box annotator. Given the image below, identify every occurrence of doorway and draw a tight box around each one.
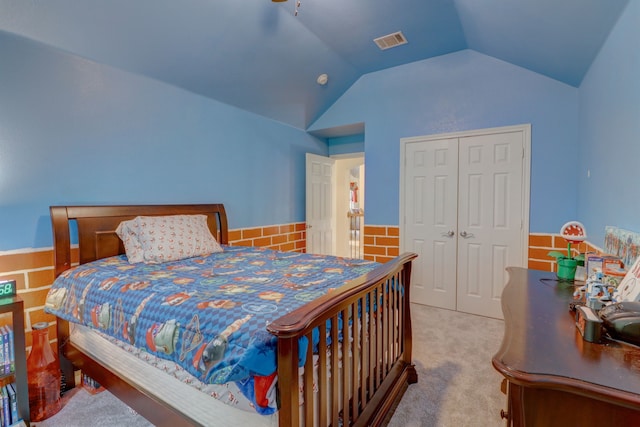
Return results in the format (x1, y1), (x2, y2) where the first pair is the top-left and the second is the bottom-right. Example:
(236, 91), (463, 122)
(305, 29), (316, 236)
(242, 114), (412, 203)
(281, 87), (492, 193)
(305, 153), (365, 257)
(336, 157), (365, 258)
(400, 125), (530, 319)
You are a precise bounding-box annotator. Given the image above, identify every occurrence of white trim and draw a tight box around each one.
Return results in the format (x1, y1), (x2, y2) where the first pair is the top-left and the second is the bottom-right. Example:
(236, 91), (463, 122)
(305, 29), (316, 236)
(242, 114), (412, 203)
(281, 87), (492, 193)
(0, 244), (79, 256)
(0, 246), (53, 256)
(329, 152), (365, 160)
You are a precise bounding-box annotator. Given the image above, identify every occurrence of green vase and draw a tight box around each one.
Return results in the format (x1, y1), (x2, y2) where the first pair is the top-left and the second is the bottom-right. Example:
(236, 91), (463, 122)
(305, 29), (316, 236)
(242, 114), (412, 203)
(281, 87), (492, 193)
(557, 258), (578, 281)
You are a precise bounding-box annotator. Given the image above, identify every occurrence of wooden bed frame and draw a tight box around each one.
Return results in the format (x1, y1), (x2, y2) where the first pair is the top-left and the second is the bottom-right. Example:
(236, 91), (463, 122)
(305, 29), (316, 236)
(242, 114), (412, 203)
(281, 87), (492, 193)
(50, 204), (418, 427)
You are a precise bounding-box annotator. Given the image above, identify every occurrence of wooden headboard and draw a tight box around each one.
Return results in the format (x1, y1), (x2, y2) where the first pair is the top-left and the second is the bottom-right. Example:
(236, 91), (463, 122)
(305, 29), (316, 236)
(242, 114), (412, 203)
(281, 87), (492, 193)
(50, 204), (229, 278)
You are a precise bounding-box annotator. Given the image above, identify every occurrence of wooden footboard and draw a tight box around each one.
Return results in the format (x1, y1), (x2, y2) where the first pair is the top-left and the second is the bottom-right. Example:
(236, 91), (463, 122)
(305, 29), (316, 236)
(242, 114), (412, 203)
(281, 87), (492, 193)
(268, 252), (417, 427)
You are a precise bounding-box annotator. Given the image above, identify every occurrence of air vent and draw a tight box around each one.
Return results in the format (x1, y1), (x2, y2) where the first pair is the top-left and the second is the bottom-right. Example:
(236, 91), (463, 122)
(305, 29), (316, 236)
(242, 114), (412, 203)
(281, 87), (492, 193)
(373, 31), (408, 50)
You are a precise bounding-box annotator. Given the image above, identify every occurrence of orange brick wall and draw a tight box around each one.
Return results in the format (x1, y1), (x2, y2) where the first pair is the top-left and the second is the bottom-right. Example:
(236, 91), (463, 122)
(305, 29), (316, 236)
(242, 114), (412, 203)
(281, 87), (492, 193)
(0, 222), (305, 353)
(528, 233), (602, 272)
(0, 248), (76, 350)
(363, 225), (400, 263)
(362, 227), (606, 271)
(228, 222), (306, 252)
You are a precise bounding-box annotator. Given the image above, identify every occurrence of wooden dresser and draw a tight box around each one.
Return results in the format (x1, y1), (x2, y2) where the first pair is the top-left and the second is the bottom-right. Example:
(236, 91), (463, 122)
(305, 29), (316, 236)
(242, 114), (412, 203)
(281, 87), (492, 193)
(493, 267), (640, 427)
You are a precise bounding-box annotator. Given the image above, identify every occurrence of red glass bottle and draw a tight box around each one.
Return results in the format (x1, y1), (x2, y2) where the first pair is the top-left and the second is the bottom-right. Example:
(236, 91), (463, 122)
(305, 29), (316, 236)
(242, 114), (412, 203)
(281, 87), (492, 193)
(27, 322), (61, 421)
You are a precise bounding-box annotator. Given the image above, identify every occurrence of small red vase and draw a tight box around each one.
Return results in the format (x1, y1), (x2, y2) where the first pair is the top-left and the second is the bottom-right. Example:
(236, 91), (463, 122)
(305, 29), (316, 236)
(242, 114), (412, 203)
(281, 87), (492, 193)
(27, 322), (61, 421)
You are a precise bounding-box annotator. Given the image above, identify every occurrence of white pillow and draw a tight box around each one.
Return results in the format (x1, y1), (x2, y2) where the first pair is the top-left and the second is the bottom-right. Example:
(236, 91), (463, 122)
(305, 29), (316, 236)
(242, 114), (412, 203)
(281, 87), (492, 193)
(115, 214), (223, 264)
(115, 220), (145, 263)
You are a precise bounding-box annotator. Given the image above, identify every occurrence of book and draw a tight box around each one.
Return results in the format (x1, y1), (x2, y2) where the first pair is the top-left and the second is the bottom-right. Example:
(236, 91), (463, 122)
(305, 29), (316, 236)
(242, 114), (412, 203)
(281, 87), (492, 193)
(6, 384), (17, 427)
(0, 327), (5, 377)
(1, 327), (8, 375)
(5, 327), (12, 374)
(0, 385), (8, 427)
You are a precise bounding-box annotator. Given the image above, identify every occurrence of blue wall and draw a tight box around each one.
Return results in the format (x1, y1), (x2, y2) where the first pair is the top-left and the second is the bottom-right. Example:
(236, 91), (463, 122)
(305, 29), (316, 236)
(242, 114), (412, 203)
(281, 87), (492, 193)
(0, 33), (327, 251)
(578, 2), (639, 247)
(3, 3), (635, 252)
(310, 50), (580, 231)
(327, 134), (365, 156)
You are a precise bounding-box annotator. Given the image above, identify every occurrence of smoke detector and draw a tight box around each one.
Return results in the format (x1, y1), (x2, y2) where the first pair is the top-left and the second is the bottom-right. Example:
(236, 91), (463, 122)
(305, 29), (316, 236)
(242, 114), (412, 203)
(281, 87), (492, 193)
(373, 31), (408, 50)
(317, 74), (329, 85)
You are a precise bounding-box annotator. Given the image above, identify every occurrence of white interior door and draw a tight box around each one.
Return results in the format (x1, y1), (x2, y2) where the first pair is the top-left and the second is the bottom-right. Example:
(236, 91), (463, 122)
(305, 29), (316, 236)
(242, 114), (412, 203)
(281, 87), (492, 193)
(456, 132), (525, 318)
(306, 153), (335, 255)
(404, 138), (459, 310)
(401, 125), (530, 319)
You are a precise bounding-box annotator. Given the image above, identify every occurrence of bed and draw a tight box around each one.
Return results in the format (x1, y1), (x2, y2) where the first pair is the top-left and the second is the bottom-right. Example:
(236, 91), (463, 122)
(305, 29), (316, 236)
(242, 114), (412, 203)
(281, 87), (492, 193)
(48, 203), (417, 427)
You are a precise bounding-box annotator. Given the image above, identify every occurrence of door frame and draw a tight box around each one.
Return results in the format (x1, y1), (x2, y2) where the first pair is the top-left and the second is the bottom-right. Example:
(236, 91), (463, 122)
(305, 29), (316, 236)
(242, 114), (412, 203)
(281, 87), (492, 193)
(306, 152), (365, 256)
(399, 124), (531, 268)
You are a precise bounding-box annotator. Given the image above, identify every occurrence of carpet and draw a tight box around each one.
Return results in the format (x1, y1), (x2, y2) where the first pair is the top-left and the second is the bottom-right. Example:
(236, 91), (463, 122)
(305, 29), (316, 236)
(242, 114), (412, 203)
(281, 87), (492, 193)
(32, 388), (152, 427)
(387, 304), (505, 427)
(33, 304), (505, 426)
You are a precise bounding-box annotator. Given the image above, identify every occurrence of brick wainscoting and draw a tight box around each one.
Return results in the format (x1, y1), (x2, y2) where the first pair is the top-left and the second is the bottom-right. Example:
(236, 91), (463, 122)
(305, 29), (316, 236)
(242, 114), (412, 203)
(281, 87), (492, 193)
(363, 225), (400, 263)
(228, 223), (306, 252)
(528, 233), (602, 272)
(0, 248), (66, 348)
(362, 228), (604, 274)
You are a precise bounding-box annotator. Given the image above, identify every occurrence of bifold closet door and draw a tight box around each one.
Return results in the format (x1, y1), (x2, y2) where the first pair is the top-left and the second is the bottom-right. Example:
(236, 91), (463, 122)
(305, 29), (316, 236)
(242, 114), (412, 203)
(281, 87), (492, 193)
(404, 138), (458, 311)
(403, 130), (525, 318)
(456, 132), (523, 318)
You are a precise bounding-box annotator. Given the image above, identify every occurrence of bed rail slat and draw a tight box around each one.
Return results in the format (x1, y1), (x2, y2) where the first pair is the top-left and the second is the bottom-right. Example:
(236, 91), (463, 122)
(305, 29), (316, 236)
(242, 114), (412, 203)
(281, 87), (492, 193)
(341, 307), (350, 425)
(351, 300), (360, 420)
(331, 314), (339, 427)
(304, 330), (314, 427)
(360, 294), (371, 413)
(389, 274), (395, 364)
(319, 322), (328, 427)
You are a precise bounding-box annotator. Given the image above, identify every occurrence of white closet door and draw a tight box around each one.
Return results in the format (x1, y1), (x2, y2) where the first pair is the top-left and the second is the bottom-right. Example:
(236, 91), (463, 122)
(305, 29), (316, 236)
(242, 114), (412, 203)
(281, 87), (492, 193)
(401, 126), (529, 319)
(404, 138), (458, 310)
(456, 131), (524, 318)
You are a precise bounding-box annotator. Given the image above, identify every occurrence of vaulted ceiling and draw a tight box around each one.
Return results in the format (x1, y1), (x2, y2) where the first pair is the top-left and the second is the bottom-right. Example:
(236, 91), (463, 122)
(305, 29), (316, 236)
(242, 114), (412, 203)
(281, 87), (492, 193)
(0, 0), (630, 131)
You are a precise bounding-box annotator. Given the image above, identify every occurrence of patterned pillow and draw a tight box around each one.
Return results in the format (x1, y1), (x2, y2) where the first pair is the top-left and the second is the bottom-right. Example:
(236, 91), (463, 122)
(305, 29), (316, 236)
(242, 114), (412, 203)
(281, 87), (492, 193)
(115, 220), (144, 263)
(115, 214), (223, 264)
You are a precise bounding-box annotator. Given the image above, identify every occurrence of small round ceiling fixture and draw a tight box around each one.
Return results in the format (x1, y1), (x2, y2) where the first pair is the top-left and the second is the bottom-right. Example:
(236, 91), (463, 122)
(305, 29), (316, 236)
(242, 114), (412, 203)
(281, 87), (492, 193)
(317, 74), (329, 85)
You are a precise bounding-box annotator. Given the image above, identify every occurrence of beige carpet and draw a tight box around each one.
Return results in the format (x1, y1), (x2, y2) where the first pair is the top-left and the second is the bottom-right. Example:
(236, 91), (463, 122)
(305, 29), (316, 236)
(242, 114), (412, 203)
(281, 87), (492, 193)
(387, 304), (505, 427)
(35, 304), (505, 426)
(33, 387), (152, 427)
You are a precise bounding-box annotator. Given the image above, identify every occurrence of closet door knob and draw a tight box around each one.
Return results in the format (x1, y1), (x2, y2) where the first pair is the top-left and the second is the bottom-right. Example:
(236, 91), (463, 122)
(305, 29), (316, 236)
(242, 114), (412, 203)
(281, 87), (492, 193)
(460, 231), (475, 238)
(441, 230), (455, 237)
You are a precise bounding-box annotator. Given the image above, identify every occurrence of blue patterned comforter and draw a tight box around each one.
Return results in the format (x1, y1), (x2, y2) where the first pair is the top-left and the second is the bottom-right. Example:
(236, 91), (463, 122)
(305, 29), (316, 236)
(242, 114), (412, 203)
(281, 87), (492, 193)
(44, 246), (379, 413)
